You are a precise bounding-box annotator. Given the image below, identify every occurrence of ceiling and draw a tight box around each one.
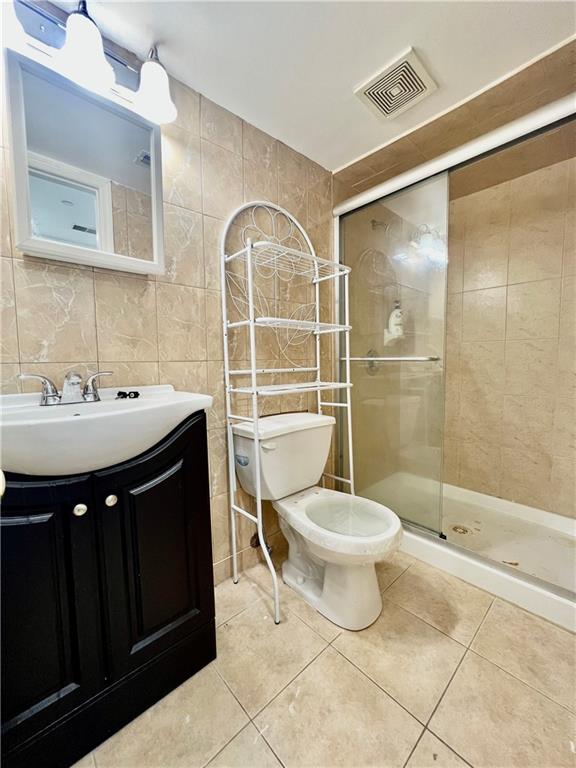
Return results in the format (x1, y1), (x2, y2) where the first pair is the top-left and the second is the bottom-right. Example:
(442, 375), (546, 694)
(54, 1), (574, 171)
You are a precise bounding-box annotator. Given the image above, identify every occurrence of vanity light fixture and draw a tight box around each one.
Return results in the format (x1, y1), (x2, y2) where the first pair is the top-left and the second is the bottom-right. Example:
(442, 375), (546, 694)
(134, 45), (177, 125)
(58, 0), (115, 95)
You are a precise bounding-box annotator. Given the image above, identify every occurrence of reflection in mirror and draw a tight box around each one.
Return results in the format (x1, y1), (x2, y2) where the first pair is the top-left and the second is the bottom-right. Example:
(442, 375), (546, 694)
(21, 65), (154, 261)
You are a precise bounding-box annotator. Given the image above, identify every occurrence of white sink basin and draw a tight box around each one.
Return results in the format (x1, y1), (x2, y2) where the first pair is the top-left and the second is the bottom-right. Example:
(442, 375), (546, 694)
(0, 384), (213, 476)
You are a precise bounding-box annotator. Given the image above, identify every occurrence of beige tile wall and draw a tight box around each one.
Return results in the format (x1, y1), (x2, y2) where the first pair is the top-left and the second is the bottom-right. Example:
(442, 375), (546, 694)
(0, 80), (334, 582)
(444, 157), (575, 518)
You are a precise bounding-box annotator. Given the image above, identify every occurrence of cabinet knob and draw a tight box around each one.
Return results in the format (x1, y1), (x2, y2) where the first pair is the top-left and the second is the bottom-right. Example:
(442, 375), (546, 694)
(105, 494), (118, 507)
(73, 503), (88, 517)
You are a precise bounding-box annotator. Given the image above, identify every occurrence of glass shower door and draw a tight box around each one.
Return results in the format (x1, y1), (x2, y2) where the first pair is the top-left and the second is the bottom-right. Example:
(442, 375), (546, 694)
(339, 173), (448, 533)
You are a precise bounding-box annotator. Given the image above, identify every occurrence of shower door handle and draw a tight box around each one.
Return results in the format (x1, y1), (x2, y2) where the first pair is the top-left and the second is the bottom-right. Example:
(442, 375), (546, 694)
(344, 356), (441, 362)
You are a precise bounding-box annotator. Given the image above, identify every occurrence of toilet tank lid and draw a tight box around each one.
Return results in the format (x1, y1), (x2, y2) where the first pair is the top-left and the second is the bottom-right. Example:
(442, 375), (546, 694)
(232, 412), (335, 440)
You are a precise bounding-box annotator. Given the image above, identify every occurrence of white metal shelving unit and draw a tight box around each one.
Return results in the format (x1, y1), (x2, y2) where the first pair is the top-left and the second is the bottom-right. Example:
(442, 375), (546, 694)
(220, 202), (355, 624)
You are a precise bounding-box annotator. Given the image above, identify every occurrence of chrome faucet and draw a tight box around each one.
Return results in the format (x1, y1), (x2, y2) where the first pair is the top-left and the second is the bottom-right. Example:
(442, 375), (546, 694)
(19, 371), (113, 406)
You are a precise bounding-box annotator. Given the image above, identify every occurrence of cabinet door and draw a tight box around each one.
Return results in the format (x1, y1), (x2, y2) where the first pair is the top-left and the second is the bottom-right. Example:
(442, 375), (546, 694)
(1, 478), (102, 753)
(96, 412), (214, 679)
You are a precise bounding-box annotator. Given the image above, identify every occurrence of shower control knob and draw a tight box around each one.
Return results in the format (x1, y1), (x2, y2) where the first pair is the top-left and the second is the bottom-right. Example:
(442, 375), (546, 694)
(73, 503), (88, 517)
(105, 494), (118, 507)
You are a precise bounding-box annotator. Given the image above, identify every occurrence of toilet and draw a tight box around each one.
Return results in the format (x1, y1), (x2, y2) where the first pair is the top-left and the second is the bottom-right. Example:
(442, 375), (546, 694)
(232, 412), (402, 630)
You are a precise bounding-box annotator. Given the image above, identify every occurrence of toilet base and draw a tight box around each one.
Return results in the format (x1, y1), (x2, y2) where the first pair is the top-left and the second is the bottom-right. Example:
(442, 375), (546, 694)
(282, 558), (383, 631)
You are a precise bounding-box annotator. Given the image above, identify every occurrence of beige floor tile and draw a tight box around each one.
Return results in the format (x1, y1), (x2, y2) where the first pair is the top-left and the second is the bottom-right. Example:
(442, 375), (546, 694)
(376, 551), (415, 591)
(254, 647), (423, 768)
(384, 562), (493, 645)
(471, 599), (576, 712)
(207, 724), (281, 768)
(94, 664), (248, 768)
(334, 599), (466, 722)
(429, 652), (576, 768)
(406, 731), (469, 768)
(214, 572), (269, 627)
(216, 600), (327, 716)
(244, 563), (342, 642)
(280, 583), (342, 643)
(72, 755), (95, 768)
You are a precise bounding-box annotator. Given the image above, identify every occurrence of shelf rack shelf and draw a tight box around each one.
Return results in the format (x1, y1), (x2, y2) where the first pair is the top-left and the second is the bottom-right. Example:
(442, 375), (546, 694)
(226, 240), (351, 282)
(220, 201), (355, 625)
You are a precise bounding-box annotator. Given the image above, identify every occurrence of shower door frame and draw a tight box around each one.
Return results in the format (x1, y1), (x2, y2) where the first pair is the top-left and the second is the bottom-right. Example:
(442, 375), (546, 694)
(332, 94), (575, 536)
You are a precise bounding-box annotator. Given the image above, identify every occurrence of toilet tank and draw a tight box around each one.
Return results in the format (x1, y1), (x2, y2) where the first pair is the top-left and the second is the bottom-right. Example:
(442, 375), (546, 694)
(232, 412), (335, 500)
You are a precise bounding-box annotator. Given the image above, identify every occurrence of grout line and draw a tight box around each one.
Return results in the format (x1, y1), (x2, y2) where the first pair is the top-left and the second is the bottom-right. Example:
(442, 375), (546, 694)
(422, 729), (475, 768)
(424, 647), (469, 730)
(200, 721), (253, 768)
(401, 726), (426, 768)
(248, 643), (332, 718)
(423, 597), (494, 730)
(329, 643), (428, 727)
(465, 646), (576, 716)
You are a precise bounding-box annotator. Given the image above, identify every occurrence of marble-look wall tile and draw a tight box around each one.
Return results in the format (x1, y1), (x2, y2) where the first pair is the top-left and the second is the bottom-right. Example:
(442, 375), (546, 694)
(447, 157), (573, 514)
(101, 362), (159, 388)
(162, 204), (204, 287)
(0, 362), (20, 393)
(201, 140), (243, 219)
(508, 163), (567, 284)
(14, 259), (97, 362)
(462, 287), (506, 341)
(1, 258), (18, 361)
(157, 283), (207, 361)
(201, 98), (242, 155)
(203, 215), (224, 291)
(243, 122), (278, 203)
(205, 290), (224, 361)
(208, 428), (228, 498)
(504, 339), (558, 396)
(158, 360), (208, 393)
(170, 77), (200, 135)
(278, 143), (308, 225)
(500, 447), (552, 510)
(95, 273), (158, 361)
(161, 124), (202, 213)
(559, 275), (575, 338)
(506, 279), (561, 340)
(207, 360), (225, 429)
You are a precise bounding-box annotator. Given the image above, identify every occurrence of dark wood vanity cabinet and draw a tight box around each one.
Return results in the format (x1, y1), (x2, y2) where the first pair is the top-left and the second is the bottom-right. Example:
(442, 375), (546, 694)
(1, 412), (216, 768)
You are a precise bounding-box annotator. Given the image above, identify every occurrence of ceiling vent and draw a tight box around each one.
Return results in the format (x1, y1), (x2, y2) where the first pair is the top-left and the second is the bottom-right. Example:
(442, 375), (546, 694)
(355, 48), (437, 120)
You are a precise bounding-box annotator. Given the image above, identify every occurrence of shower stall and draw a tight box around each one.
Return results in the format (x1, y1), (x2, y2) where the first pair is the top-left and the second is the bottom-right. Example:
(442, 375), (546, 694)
(336, 113), (575, 607)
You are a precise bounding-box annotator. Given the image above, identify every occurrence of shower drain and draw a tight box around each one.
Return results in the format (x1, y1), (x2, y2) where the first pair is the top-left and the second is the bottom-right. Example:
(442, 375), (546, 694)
(451, 525), (471, 535)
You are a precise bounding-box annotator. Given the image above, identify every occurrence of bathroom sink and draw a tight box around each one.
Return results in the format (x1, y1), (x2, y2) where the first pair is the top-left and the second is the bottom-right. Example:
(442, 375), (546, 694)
(0, 385), (213, 476)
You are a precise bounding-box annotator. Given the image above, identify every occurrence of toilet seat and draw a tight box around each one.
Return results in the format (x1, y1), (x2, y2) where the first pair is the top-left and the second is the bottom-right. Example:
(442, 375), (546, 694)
(273, 486), (402, 558)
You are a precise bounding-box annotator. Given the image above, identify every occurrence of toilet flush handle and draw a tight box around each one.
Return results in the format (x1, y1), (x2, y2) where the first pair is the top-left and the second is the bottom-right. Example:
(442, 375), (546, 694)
(261, 442), (277, 452)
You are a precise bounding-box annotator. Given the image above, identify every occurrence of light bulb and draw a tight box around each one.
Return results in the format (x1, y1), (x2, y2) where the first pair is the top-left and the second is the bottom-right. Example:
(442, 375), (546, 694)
(58, 2), (115, 95)
(135, 47), (177, 125)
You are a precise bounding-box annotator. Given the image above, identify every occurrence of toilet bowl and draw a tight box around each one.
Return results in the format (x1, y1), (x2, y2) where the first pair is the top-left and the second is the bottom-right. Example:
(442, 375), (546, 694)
(274, 486), (402, 629)
(232, 412), (403, 630)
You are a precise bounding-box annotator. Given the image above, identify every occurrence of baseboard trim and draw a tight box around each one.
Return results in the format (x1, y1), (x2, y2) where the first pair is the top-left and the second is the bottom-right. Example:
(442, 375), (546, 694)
(401, 529), (575, 631)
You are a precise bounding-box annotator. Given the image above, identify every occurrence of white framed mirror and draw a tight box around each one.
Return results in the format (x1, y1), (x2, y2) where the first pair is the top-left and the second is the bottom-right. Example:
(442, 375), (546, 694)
(5, 49), (165, 275)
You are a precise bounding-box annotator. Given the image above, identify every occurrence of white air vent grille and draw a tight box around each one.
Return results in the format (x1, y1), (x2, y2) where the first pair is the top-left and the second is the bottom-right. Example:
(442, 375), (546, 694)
(355, 49), (437, 119)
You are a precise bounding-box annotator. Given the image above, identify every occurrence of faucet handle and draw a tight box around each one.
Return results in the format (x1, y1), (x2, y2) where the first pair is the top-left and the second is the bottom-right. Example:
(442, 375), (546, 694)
(18, 373), (61, 405)
(83, 371), (113, 402)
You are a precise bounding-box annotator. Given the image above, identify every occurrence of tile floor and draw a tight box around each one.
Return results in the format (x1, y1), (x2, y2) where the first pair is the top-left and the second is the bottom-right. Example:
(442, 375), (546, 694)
(75, 553), (576, 768)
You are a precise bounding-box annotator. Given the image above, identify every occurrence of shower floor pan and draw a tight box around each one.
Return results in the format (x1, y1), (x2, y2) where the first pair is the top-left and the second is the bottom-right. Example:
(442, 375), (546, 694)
(362, 473), (575, 594)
